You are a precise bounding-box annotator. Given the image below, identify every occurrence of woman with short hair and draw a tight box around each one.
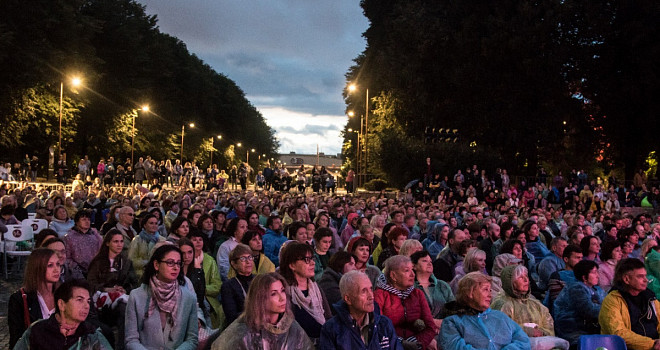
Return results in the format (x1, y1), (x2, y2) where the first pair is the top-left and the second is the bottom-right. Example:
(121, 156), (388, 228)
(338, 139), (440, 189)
(411, 250), (454, 326)
(317, 251), (357, 308)
(216, 217), (248, 281)
(221, 244), (255, 326)
(211, 272), (314, 349)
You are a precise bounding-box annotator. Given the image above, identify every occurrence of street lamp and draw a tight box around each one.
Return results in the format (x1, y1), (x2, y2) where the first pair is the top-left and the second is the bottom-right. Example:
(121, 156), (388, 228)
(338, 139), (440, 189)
(58, 76), (82, 158)
(131, 105), (149, 165)
(181, 123), (194, 163)
(210, 135), (222, 166)
(348, 83), (369, 187)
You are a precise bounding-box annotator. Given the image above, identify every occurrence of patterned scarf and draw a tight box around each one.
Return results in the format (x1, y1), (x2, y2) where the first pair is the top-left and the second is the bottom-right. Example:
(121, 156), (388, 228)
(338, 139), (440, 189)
(139, 229), (160, 244)
(288, 279), (326, 325)
(148, 276), (181, 328)
(375, 273), (415, 299)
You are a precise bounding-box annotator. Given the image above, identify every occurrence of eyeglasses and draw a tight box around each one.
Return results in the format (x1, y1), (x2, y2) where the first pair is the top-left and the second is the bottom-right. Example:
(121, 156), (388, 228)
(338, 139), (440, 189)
(297, 256), (314, 264)
(159, 260), (183, 268)
(234, 255), (254, 262)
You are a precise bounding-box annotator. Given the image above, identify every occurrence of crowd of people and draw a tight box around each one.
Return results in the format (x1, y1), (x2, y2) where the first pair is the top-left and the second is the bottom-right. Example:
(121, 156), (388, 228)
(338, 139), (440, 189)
(1, 157), (660, 350)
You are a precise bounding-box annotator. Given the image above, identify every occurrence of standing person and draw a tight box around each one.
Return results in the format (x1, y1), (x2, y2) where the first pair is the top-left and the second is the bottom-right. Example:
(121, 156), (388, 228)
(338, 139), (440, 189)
(13, 279), (113, 350)
(320, 270), (403, 349)
(599, 258), (660, 350)
(211, 272), (314, 349)
(8, 249), (61, 349)
(125, 245), (199, 349)
(346, 169), (355, 193)
(63, 209), (103, 279)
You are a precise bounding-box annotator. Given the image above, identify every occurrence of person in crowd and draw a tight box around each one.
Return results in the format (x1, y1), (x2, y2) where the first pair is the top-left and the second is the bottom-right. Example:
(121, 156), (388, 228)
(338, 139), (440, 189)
(543, 244), (583, 313)
(279, 241), (333, 344)
(423, 223), (449, 259)
(263, 215), (286, 267)
(375, 255), (438, 350)
(221, 243), (255, 327)
(63, 209), (103, 278)
(581, 235), (602, 263)
(48, 205), (74, 237)
(479, 223), (500, 274)
(524, 221), (552, 264)
(599, 258), (660, 350)
(598, 241), (623, 292)
(13, 279), (113, 350)
(217, 217), (248, 281)
(315, 211), (343, 253)
(125, 244), (199, 349)
(377, 227), (409, 270)
(536, 237), (568, 291)
(87, 228), (138, 350)
(348, 237), (381, 288)
(234, 229), (275, 276)
(128, 213), (166, 279)
(399, 239), (424, 257)
(313, 227), (334, 280)
(179, 237), (207, 321)
(287, 220), (309, 244)
(211, 272), (314, 349)
(8, 249), (61, 349)
(188, 229), (224, 329)
(411, 250), (454, 325)
(317, 251), (358, 309)
(491, 265), (569, 350)
(167, 215), (191, 243)
(440, 272), (530, 350)
(115, 206), (138, 250)
(553, 260), (605, 346)
(449, 248), (487, 295)
(320, 270), (402, 349)
(373, 223), (396, 267)
(246, 211), (265, 236)
(433, 228), (467, 282)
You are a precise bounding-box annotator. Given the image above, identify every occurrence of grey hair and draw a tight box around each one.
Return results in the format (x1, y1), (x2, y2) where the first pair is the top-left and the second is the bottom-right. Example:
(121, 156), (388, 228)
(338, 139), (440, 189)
(383, 255), (412, 283)
(399, 239), (423, 257)
(339, 270), (369, 298)
(463, 249), (486, 273)
(511, 264), (528, 282)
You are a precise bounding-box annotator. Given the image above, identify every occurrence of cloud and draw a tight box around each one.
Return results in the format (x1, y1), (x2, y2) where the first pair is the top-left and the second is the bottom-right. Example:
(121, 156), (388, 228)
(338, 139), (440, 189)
(138, 0), (368, 152)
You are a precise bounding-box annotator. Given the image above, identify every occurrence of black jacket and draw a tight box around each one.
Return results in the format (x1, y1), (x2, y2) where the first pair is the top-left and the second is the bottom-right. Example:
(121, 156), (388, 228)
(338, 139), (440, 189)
(8, 289), (42, 349)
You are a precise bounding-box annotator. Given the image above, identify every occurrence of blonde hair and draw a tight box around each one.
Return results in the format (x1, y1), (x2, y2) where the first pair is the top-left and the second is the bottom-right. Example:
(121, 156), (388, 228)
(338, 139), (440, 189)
(456, 271), (492, 306)
(399, 239), (423, 257)
(244, 272), (292, 331)
(463, 249), (486, 273)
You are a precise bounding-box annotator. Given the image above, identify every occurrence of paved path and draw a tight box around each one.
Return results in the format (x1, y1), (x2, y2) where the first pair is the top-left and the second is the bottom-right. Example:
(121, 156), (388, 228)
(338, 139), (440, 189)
(0, 271), (24, 349)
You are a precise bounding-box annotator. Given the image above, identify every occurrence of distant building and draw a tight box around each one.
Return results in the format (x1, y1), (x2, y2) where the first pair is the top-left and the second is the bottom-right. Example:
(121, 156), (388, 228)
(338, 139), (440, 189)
(275, 152), (343, 175)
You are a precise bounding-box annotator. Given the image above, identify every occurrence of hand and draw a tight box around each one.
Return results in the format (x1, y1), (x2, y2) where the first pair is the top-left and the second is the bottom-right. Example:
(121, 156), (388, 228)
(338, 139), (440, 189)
(194, 253), (203, 269)
(433, 318), (443, 331)
(428, 339), (438, 350)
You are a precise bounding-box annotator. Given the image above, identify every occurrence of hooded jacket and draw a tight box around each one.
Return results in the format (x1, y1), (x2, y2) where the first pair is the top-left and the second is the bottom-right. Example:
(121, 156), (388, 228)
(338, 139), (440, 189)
(645, 249), (660, 300)
(553, 280), (604, 345)
(320, 301), (403, 350)
(491, 265), (555, 337)
(212, 312), (314, 350)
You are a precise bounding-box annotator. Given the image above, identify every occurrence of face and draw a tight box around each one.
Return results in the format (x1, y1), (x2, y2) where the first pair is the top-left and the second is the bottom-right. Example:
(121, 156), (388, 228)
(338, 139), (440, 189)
(362, 228), (374, 241)
(181, 244), (194, 266)
(342, 257), (357, 274)
(249, 214), (259, 227)
(512, 273), (530, 294)
(589, 238), (601, 255)
(316, 236), (332, 253)
(235, 219), (248, 241)
(154, 251), (182, 283)
(584, 267), (599, 287)
(345, 275), (374, 314)
(294, 227), (307, 244)
(59, 287), (90, 324)
(565, 252), (583, 268)
(107, 234), (124, 256)
(55, 207), (68, 220)
(306, 224), (315, 238)
(270, 218), (282, 231)
(624, 268), (649, 293)
(46, 254), (61, 284)
(392, 235), (407, 250)
(553, 240), (569, 257)
(475, 254), (486, 270)
(354, 245), (370, 264)
(202, 218), (214, 231)
(231, 253), (254, 276)
(190, 236), (205, 253)
(516, 233), (526, 245)
(119, 208), (134, 226)
(266, 280), (287, 316)
(290, 252), (315, 279)
(47, 241), (67, 265)
(76, 216), (91, 231)
(622, 241), (634, 255)
(144, 217), (159, 234)
(249, 234), (263, 252)
(414, 255), (434, 275)
(391, 262), (415, 289)
(469, 282), (492, 312)
(611, 246), (623, 261)
(527, 224), (539, 239)
(512, 244), (523, 259)
(317, 215), (329, 227)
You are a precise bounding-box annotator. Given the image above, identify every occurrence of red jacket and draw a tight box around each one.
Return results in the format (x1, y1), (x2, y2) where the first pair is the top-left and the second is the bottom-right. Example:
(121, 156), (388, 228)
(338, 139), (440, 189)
(375, 286), (438, 348)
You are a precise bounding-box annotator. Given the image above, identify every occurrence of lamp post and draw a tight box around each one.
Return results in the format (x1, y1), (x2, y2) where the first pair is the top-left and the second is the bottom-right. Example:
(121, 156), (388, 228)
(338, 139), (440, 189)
(210, 135), (221, 166)
(348, 84), (369, 187)
(131, 105), (149, 166)
(181, 123), (194, 164)
(59, 76), (82, 158)
(347, 128), (360, 176)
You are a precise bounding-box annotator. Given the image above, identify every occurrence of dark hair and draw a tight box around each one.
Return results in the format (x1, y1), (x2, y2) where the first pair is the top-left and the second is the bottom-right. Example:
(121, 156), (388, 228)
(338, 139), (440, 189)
(563, 244), (583, 259)
(349, 237), (372, 255)
(41, 236), (65, 249)
(0, 205), (15, 216)
(410, 250), (431, 265)
(148, 207), (163, 223)
(170, 216), (190, 237)
(196, 213), (213, 232)
(580, 236), (599, 256)
(54, 279), (91, 314)
(73, 209), (93, 223)
(613, 258), (646, 288)
(573, 260), (598, 283)
(500, 239), (524, 255)
(387, 227), (408, 242)
(96, 228), (124, 260)
(141, 213), (157, 230)
(601, 241), (622, 262)
(500, 221), (514, 238)
(23, 248), (57, 293)
(266, 215), (281, 229)
(241, 230), (262, 250)
(142, 244), (184, 286)
(35, 228), (59, 248)
(328, 251), (355, 274)
(279, 242), (315, 285)
(287, 221), (307, 240)
(226, 218), (247, 238)
(313, 227), (333, 242)
(211, 210), (226, 221)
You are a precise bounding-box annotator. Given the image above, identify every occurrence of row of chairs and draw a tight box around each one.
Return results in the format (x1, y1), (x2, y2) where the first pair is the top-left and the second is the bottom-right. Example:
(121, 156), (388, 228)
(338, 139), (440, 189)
(1, 217), (48, 279)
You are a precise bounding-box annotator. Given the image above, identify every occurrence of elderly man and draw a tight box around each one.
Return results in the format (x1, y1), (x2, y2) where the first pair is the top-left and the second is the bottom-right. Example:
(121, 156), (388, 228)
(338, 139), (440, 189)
(599, 258), (660, 350)
(320, 271), (402, 349)
(116, 206), (137, 250)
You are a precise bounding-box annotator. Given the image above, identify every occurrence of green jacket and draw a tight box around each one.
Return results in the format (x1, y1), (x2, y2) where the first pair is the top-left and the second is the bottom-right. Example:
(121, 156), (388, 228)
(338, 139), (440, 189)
(202, 252), (225, 329)
(645, 249), (660, 300)
(414, 274), (455, 319)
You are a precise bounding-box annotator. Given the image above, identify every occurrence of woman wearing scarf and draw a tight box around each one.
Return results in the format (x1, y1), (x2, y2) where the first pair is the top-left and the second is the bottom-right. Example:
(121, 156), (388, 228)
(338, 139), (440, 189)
(128, 213), (166, 279)
(375, 255), (438, 350)
(491, 265), (569, 350)
(221, 244), (255, 327)
(125, 244), (199, 349)
(279, 242), (332, 345)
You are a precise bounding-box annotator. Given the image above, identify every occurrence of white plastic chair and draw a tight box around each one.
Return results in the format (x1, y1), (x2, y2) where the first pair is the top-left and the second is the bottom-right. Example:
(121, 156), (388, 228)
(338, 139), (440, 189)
(27, 213), (37, 220)
(3, 224), (34, 279)
(24, 219), (48, 236)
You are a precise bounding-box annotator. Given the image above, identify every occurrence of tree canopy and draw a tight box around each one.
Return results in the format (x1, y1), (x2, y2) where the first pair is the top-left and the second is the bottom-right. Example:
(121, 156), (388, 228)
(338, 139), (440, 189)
(343, 0), (659, 187)
(0, 0), (278, 169)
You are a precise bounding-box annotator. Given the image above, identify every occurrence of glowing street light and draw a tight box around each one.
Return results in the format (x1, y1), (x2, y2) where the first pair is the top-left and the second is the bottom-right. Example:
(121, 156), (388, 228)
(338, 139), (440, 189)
(181, 123), (195, 163)
(131, 105), (150, 165)
(58, 76), (82, 158)
(210, 135), (222, 165)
